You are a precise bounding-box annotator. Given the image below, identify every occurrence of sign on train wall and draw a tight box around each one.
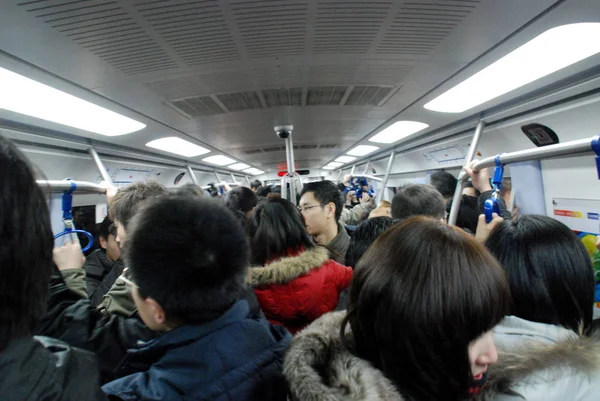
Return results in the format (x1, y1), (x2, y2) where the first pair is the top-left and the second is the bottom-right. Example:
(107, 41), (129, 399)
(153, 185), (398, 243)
(552, 198), (600, 234)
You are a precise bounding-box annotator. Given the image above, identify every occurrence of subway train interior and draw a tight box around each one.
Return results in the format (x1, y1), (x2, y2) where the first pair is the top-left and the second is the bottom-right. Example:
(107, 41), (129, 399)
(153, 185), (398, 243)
(3, 0), (600, 399)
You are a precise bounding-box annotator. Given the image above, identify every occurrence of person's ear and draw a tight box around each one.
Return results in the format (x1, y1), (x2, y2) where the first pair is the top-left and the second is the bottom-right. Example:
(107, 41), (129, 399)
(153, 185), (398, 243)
(144, 297), (168, 327)
(327, 202), (335, 219)
(99, 236), (108, 250)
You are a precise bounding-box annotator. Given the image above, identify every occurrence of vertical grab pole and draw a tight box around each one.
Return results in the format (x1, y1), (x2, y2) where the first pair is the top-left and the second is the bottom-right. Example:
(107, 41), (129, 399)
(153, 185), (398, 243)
(186, 165), (199, 186)
(350, 164), (356, 176)
(230, 173), (237, 184)
(380, 152), (396, 201)
(88, 147), (113, 185)
(285, 134), (297, 204)
(362, 161), (370, 175)
(336, 169), (343, 183)
(214, 171), (222, 183)
(448, 120), (486, 226)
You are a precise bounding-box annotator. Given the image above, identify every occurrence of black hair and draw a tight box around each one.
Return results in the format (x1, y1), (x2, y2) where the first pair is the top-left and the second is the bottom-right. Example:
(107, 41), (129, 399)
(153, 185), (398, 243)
(97, 216), (113, 241)
(485, 215), (594, 333)
(0, 135), (54, 351)
(125, 196), (249, 323)
(225, 187), (258, 214)
(250, 180), (262, 190)
(248, 198), (314, 265)
(109, 181), (167, 229)
(430, 171), (458, 199)
(256, 185), (272, 197)
(345, 217), (394, 268)
(447, 195), (479, 234)
(343, 217), (510, 400)
(175, 183), (204, 197)
(391, 184), (446, 220)
(301, 181), (344, 222)
(463, 181), (481, 197)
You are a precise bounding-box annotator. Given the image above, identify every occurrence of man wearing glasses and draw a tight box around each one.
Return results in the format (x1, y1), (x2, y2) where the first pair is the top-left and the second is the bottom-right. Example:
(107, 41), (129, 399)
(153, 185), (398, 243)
(299, 181), (350, 263)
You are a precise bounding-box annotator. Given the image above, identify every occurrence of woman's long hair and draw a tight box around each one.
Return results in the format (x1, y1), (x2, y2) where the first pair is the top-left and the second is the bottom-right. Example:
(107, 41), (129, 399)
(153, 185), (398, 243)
(342, 216), (510, 401)
(0, 135), (53, 351)
(248, 198), (314, 265)
(486, 214), (594, 333)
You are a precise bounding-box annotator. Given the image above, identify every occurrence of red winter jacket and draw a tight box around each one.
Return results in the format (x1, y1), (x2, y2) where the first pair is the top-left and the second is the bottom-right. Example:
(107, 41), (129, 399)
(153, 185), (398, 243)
(248, 246), (353, 334)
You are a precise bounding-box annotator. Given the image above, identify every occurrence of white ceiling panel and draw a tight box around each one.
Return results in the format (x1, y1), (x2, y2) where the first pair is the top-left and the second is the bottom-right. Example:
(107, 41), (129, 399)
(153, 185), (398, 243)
(2, 0), (591, 172)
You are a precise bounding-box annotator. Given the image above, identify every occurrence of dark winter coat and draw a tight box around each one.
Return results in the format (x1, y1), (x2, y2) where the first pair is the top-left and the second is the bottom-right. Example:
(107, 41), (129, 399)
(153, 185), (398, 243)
(103, 300), (291, 401)
(84, 249), (124, 306)
(284, 312), (600, 401)
(248, 246), (353, 334)
(36, 267), (155, 383)
(0, 336), (107, 401)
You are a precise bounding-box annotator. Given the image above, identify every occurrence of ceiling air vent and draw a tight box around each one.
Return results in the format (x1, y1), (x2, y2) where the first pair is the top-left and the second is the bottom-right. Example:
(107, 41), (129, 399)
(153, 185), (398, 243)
(170, 86), (396, 117)
(378, 0), (482, 55)
(241, 144), (339, 155)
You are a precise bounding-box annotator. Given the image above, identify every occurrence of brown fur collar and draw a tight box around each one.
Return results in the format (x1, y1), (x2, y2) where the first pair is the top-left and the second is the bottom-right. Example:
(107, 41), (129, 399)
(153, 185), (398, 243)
(283, 312), (405, 401)
(247, 246), (331, 287)
(478, 330), (600, 400)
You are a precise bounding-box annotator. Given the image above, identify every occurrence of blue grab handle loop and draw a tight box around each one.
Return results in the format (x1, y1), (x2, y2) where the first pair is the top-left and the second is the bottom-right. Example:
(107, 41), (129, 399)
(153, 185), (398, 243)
(484, 155), (505, 223)
(54, 229), (94, 252)
(592, 134), (600, 180)
(54, 181), (94, 252)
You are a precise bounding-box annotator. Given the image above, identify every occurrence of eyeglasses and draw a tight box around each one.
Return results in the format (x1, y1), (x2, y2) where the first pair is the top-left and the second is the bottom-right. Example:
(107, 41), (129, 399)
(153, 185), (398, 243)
(297, 204), (325, 213)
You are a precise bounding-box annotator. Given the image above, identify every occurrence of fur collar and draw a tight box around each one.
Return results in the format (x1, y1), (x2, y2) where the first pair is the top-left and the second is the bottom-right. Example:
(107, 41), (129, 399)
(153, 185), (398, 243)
(248, 246), (331, 287)
(283, 312), (406, 401)
(478, 325), (600, 399)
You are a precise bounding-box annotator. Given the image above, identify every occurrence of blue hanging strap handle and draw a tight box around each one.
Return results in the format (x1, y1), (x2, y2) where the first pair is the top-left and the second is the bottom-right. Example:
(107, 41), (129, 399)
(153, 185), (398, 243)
(592, 134), (600, 180)
(53, 181), (94, 252)
(483, 155), (505, 223)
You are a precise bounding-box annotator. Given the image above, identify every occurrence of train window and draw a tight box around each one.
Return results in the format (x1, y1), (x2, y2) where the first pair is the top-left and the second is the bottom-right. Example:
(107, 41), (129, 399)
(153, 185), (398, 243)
(521, 123), (560, 147)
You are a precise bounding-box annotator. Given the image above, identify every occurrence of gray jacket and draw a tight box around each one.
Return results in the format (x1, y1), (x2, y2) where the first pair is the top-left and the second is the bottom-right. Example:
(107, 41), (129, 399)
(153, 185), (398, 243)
(480, 316), (600, 401)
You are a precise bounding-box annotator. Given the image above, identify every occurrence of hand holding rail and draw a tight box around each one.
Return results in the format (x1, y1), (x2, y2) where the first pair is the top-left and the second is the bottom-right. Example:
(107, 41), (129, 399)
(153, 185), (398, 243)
(52, 181), (94, 252)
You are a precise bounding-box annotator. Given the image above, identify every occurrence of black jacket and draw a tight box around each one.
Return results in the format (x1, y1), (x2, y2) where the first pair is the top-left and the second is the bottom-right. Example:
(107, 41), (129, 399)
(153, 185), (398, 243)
(103, 300), (291, 401)
(84, 249), (124, 306)
(37, 268), (156, 383)
(0, 336), (107, 401)
(478, 190), (512, 220)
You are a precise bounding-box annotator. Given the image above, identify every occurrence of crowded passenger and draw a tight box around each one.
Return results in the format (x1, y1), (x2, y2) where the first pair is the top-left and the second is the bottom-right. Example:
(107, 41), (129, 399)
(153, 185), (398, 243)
(101, 181), (168, 317)
(84, 216), (124, 306)
(340, 175), (376, 226)
(480, 214), (600, 400)
(284, 216), (510, 400)
(391, 183), (447, 221)
(224, 186), (258, 225)
(39, 182), (168, 381)
(345, 217), (394, 268)
(0, 135), (106, 400)
(429, 170), (457, 205)
(299, 181), (350, 262)
(465, 161), (512, 219)
(368, 199), (392, 218)
(175, 182), (205, 197)
(102, 195), (291, 400)
(429, 170), (480, 233)
(247, 198), (353, 334)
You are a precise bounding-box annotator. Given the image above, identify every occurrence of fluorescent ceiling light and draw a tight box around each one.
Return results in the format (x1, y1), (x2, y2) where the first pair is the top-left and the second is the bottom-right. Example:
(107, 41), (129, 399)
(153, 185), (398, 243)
(424, 23), (600, 113)
(228, 163), (250, 171)
(0, 67), (146, 136)
(146, 137), (210, 157)
(203, 155), (236, 166)
(244, 167), (264, 175)
(347, 145), (379, 157)
(322, 165), (336, 170)
(335, 156), (356, 163)
(369, 121), (429, 144)
(328, 162), (343, 167)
